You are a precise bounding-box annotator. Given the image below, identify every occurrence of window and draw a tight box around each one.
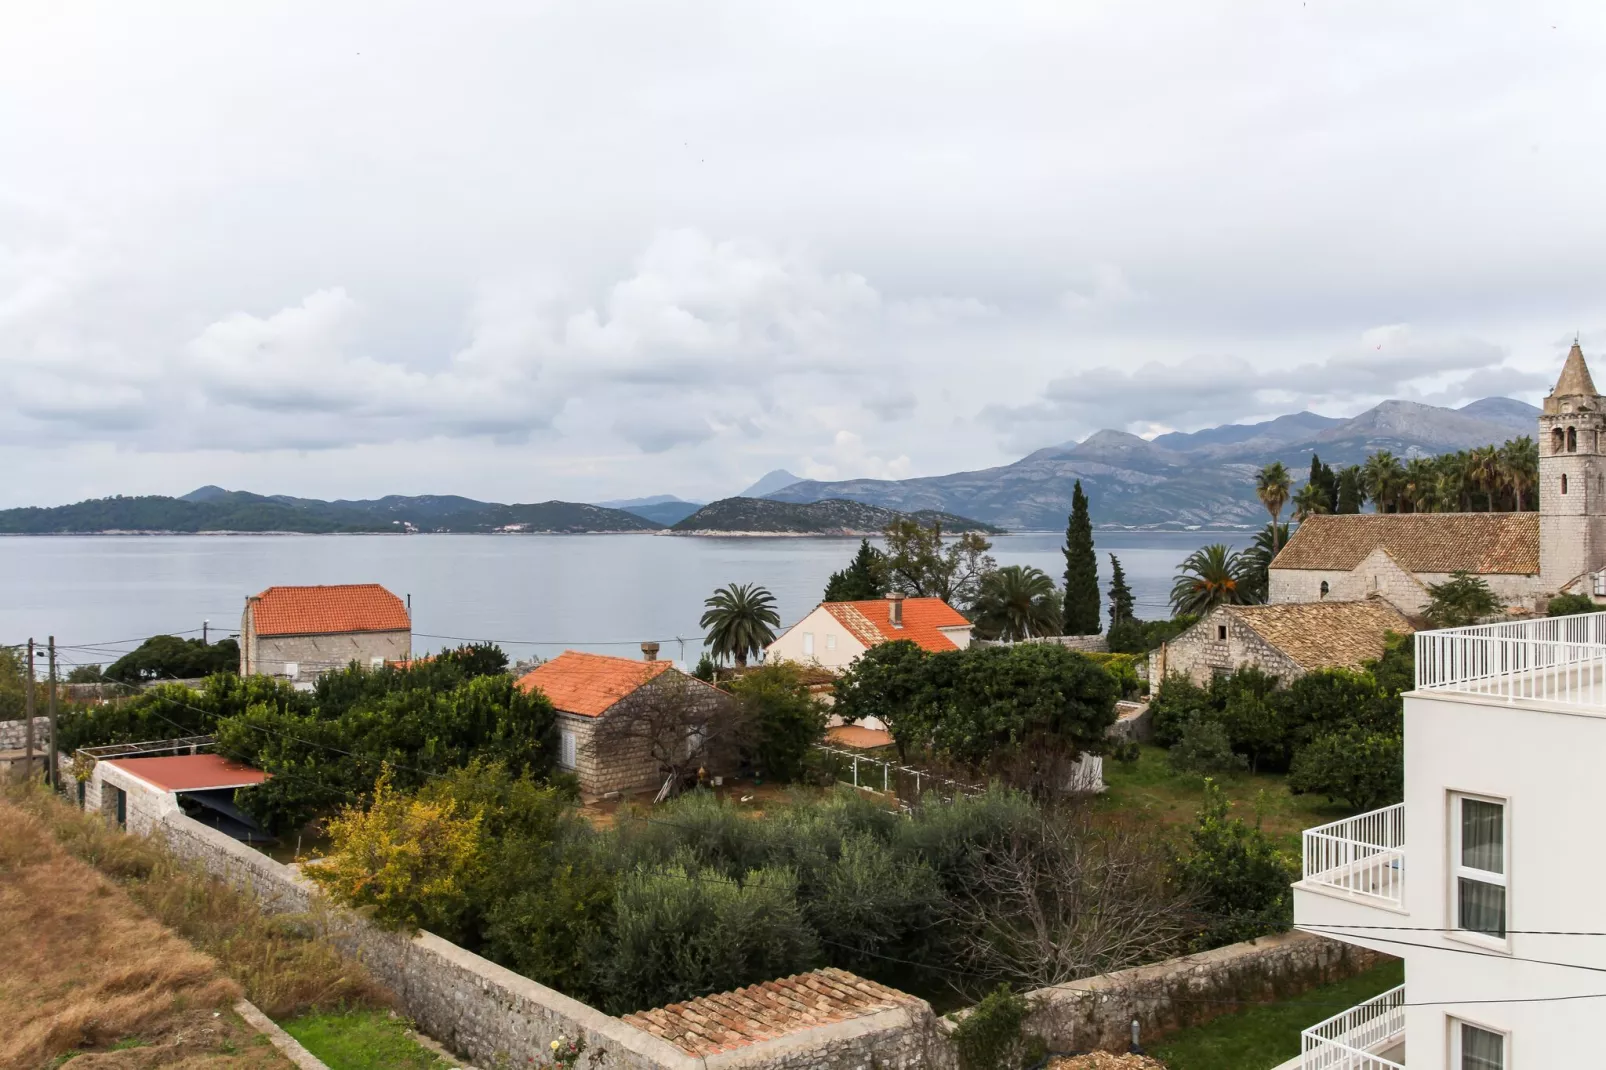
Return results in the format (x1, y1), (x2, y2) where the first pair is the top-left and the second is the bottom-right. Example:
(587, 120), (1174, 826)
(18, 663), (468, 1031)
(1319, 580), (1330, 598)
(1561, 474), (1568, 495)
(1451, 1020), (1506, 1069)
(1452, 794), (1507, 940)
(802, 632), (815, 656)
(1553, 427), (1565, 453)
(1216, 624), (1228, 640)
(370, 656), (385, 667)
(560, 730), (577, 770)
(825, 634), (837, 651)
(111, 785), (127, 828)
(1568, 426), (1578, 452)
(283, 661), (300, 678)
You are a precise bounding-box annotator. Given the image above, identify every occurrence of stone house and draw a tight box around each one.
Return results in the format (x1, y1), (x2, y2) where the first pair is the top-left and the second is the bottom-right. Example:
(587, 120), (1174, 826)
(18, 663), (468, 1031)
(517, 646), (732, 797)
(1157, 598), (1415, 687)
(1270, 341), (1606, 614)
(83, 752), (270, 840)
(240, 583), (411, 686)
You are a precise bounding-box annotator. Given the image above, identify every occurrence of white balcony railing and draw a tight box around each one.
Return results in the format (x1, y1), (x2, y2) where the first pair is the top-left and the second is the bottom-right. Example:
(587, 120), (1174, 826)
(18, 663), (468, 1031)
(1302, 803), (1405, 908)
(1302, 984), (1406, 1069)
(1416, 612), (1606, 707)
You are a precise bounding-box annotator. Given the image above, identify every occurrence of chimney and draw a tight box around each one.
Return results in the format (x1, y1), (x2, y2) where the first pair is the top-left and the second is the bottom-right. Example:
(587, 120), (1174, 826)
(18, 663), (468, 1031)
(641, 641), (660, 662)
(887, 592), (905, 628)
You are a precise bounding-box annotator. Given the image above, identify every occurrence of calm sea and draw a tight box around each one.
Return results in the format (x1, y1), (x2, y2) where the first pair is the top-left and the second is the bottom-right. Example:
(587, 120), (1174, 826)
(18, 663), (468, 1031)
(0, 531), (1247, 669)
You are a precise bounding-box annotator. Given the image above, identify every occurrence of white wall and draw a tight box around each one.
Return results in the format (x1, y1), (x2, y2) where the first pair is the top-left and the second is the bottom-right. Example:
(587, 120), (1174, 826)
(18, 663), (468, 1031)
(86, 761), (178, 835)
(765, 605), (868, 672)
(1297, 689), (1606, 1067)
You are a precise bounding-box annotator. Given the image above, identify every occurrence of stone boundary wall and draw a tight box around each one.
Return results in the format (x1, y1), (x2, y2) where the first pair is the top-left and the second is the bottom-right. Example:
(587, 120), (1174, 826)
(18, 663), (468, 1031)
(156, 811), (936, 1070)
(974, 635), (1109, 653)
(1019, 930), (1388, 1051)
(0, 716), (50, 751)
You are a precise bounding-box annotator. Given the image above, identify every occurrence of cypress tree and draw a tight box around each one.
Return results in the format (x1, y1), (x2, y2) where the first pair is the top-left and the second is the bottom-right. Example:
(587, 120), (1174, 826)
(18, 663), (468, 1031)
(1107, 554), (1135, 628)
(823, 538), (886, 602)
(1062, 481), (1100, 634)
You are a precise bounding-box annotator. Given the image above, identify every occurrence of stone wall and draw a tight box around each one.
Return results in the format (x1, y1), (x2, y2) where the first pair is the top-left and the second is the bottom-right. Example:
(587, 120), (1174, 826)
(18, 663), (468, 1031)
(0, 716), (50, 751)
(1270, 558), (1541, 616)
(564, 711), (661, 797)
(1019, 930), (1388, 1052)
(1158, 608), (1302, 687)
(974, 634), (1109, 653)
(1109, 700), (1152, 743)
(156, 811), (940, 1070)
(245, 630), (411, 683)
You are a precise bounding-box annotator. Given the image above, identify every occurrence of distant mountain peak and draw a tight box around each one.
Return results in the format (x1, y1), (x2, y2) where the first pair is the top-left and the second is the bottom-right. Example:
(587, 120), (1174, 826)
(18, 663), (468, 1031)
(740, 469), (803, 498)
(180, 485), (233, 502)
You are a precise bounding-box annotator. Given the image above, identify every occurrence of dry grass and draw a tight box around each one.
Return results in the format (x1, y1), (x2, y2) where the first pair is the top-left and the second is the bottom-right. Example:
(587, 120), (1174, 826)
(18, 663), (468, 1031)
(3, 785), (386, 1020)
(0, 800), (284, 1070)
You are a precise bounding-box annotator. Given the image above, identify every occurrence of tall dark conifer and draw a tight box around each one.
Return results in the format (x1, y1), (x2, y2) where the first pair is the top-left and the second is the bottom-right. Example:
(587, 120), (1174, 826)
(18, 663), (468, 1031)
(823, 538), (886, 602)
(1337, 466), (1363, 514)
(1107, 554), (1134, 628)
(1062, 481), (1100, 634)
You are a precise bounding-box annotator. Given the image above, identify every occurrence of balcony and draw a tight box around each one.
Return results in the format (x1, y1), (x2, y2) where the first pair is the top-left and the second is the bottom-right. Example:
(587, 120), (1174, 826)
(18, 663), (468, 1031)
(1300, 803), (1405, 909)
(1416, 612), (1606, 707)
(1301, 984), (1406, 1068)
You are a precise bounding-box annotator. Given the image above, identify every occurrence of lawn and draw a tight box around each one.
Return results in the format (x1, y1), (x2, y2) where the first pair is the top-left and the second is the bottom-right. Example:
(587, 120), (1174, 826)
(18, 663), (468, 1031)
(281, 1011), (453, 1070)
(1098, 744), (1351, 849)
(1147, 958), (1405, 1070)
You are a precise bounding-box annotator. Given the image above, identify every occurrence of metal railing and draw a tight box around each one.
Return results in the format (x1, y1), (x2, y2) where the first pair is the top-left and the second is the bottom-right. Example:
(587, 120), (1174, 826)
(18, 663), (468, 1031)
(1416, 611), (1606, 706)
(1302, 803), (1405, 907)
(1302, 984), (1406, 1070)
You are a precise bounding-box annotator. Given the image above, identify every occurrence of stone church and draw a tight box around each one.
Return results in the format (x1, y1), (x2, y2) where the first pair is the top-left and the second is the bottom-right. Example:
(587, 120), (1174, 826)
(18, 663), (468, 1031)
(1268, 341), (1606, 616)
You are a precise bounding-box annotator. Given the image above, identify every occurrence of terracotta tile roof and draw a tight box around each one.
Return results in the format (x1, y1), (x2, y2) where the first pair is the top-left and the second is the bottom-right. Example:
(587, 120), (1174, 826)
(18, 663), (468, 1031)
(104, 754), (270, 792)
(248, 584), (410, 637)
(516, 650), (677, 717)
(620, 968), (923, 1056)
(1270, 513), (1539, 575)
(822, 597), (972, 652)
(1222, 599), (1415, 673)
(826, 725), (893, 750)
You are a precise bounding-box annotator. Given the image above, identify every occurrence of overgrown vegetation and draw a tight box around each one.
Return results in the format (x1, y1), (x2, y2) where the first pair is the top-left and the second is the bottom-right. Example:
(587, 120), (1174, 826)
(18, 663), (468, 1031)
(950, 986), (1041, 1070)
(280, 1011), (453, 1070)
(1424, 571), (1502, 627)
(104, 634), (241, 683)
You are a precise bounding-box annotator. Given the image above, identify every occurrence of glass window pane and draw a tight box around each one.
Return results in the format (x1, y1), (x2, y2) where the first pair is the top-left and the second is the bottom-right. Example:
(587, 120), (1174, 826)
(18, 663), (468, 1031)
(1461, 799), (1504, 873)
(1461, 1022), (1504, 1069)
(1459, 878), (1507, 937)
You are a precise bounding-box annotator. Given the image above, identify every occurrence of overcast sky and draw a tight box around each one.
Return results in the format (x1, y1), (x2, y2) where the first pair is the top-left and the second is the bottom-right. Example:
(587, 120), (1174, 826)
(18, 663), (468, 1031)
(4, 2), (1606, 508)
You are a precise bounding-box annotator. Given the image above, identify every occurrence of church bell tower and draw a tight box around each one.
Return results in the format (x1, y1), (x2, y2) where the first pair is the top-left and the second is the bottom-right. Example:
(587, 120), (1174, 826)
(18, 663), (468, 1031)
(1539, 340), (1606, 594)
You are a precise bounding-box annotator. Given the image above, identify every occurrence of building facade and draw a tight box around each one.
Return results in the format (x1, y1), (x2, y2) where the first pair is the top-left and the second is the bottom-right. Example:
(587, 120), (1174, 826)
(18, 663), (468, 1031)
(1270, 342), (1606, 614)
(766, 592), (973, 672)
(1158, 599), (1413, 686)
(1291, 612), (1606, 1069)
(241, 583), (411, 686)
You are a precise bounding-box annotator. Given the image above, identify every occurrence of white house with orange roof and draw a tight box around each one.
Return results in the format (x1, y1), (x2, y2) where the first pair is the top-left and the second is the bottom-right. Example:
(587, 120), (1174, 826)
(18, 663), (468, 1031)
(240, 583), (411, 686)
(766, 592), (973, 673)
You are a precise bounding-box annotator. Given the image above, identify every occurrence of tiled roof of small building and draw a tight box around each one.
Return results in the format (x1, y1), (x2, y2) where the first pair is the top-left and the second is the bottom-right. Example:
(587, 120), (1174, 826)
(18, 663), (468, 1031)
(516, 650), (676, 717)
(1270, 513), (1539, 575)
(105, 754), (270, 792)
(822, 597), (972, 652)
(1222, 599), (1415, 673)
(248, 584), (411, 637)
(620, 968), (923, 1057)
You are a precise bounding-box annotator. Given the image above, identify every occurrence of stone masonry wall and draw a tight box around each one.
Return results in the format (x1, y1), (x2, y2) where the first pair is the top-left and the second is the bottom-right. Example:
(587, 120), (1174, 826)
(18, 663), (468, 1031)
(974, 634), (1109, 653)
(1020, 930), (1388, 1052)
(563, 711), (661, 797)
(1159, 608), (1302, 687)
(248, 631), (411, 683)
(0, 716), (50, 751)
(156, 811), (939, 1070)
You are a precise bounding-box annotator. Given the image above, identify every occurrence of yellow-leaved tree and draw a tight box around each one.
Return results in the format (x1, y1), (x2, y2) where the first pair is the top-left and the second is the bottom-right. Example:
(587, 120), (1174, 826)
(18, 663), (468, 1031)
(308, 767), (484, 934)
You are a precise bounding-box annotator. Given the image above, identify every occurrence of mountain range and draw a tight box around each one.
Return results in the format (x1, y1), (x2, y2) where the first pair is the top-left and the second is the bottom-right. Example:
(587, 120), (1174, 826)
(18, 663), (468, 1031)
(590, 469), (803, 525)
(764, 397), (1542, 529)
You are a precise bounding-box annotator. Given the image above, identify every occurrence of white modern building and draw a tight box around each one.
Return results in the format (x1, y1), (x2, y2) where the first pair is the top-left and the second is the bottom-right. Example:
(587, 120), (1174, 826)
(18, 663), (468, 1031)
(1292, 612), (1606, 1069)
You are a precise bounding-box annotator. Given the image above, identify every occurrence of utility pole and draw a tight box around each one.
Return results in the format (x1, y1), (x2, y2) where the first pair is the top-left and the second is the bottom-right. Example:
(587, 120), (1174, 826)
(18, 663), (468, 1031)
(203, 619), (209, 645)
(23, 638), (35, 778)
(47, 636), (58, 791)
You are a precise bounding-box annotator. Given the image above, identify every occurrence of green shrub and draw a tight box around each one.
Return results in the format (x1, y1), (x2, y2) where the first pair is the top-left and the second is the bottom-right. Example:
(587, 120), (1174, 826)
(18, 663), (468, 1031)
(1425, 571), (1502, 627)
(1170, 781), (1296, 948)
(1150, 673), (1213, 747)
(951, 985), (1040, 1070)
(1276, 668), (1396, 754)
(1547, 592), (1596, 618)
(598, 864), (818, 1013)
(1168, 716), (1247, 777)
(1107, 614), (1198, 655)
(727, 662), (828, 783)
(1288, 728), (1404, 812)
(1085, 651), (1142, 699)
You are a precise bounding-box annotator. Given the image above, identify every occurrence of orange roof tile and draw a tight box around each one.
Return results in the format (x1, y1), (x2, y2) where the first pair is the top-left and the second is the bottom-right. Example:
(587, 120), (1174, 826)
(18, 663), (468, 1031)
(620, 969), (923, 1056)
(822, 597), (972, 652)
(516, 650), (677, 717)
(248, 584), (410, 637)
(104, 754), (269, 792)
(1270, 513), (1539, 575)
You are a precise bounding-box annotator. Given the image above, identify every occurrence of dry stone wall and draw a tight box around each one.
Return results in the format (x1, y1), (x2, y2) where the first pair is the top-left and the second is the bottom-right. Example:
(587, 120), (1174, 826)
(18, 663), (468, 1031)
(0, 716), (50, 751)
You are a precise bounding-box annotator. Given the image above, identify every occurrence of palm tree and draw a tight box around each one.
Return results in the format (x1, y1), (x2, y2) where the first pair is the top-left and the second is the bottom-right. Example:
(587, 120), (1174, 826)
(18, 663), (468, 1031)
(700, 583), (781, 666)
(1501, 436), (1538, 511)
(1436, 451), (1471, 512)
(1467, 445), (1501, 511)
(1170, 544), (1252, 616)
(1402, 457), (1437, 514)
(1362, 451), (1404, 513)
(973, 565), (1062, 641)
(1256, 463), (1292, 553)
(1239, 523), (1289, 604)
(1291, 482), (1330, 523)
